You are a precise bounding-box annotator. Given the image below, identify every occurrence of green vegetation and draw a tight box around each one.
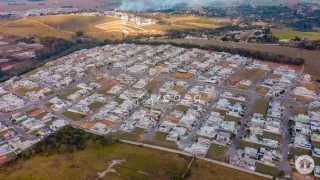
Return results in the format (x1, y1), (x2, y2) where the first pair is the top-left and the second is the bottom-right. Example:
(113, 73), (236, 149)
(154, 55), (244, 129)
(0, 138), (189, 180)
(188, 159), (268, 180)
(62, 111), (86, 121)
(88, 101), (104, 110)
(113, 128), (146, 142)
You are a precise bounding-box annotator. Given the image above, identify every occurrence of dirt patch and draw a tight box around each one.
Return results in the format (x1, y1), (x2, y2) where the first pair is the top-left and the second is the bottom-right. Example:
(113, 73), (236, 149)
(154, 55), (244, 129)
(171, 72), (194, 79)
(96, 159), (126, 179)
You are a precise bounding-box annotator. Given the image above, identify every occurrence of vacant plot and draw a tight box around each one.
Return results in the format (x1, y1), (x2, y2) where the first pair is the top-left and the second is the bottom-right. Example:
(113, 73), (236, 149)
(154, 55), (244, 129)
(175, 105), (190, 113)
(255, 162), (280, 177)
(229, 69), (267, 89)
(188, 159), (268, 180)
(98, 80), (118, 96)
(15, 86), (42, 95)
(172, 85), (187, 95)
(291, 147), (312, 158)
(58, 87), (81, 100)
(256, 86), (269, 95)
(225, 114), (241, 123)
(212, 108), (227, 116)
(113, 127), (146, 142)
(88, 101), (104, 110)
(292, 107), (308, 115)
(298, 82), (318, 93)
(62, 111), (87, 121)
(142, 131), (179, 150)
(252, 98), (269, 117)
(0, 142), (190, 180)
(171, 72), (194, 79)
(144, 79), (161, 93)
(257, 131), (282, 142)
(239, 140), (278, 151)
(205, 143), (228, 162)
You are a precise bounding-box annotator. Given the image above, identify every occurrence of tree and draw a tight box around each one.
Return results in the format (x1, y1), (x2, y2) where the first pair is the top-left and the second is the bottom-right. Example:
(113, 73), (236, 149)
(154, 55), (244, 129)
(76, 31), (84, 37)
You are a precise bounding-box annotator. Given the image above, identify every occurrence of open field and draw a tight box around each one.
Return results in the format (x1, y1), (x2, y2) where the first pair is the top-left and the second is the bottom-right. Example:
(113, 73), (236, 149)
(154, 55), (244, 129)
(0, 142), (190, 180)
(0, 18), (72, 39)
(62, 111), (86, 121)
(0, 141), (267, 180)
(171, 72), (194, 79)
(188, 159), (268, 180)
(229, 69), (267, 89)
(205, 143), (228, 162)
(272, 29), (320, 40)
(164, 15), (231, 29)
(30, 15), (118, 32)
(142, 131), (179, 150)
(144, 79), (161, 93)
(149, 39), (320, 77)
(252, 98), (269, 117)
(255, 162), (280, 177)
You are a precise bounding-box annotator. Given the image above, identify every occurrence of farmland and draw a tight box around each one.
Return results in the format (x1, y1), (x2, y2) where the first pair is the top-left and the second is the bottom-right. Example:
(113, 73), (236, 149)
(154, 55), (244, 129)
(272, 29), (320, 40)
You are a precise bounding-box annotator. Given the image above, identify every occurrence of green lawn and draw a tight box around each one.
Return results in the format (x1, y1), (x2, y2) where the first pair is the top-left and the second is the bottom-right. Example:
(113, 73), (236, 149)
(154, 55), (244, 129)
(88, 101), (104, 110)
(205, 143), (228, 162)
(273, 34), (299, 40)
(62, 111), (87, 121)
(252, 98), (269, 117)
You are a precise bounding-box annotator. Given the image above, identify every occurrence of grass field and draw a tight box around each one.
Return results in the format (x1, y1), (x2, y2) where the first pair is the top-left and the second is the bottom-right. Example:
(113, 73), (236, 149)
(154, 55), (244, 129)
(229, 69), (267, 89)
(255, 162), (280, 177)
(205, 143), (228, 162)
(88, 101), (104, 110)
(272, 29), (320, 40)
(188, 159), (268, 180)
(62, 111), (87, 121)
(252, 98), (269, 117)
(113, 127), (146, 142)
(142, 131), (179, 150)
(0, 142), (190, 180)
